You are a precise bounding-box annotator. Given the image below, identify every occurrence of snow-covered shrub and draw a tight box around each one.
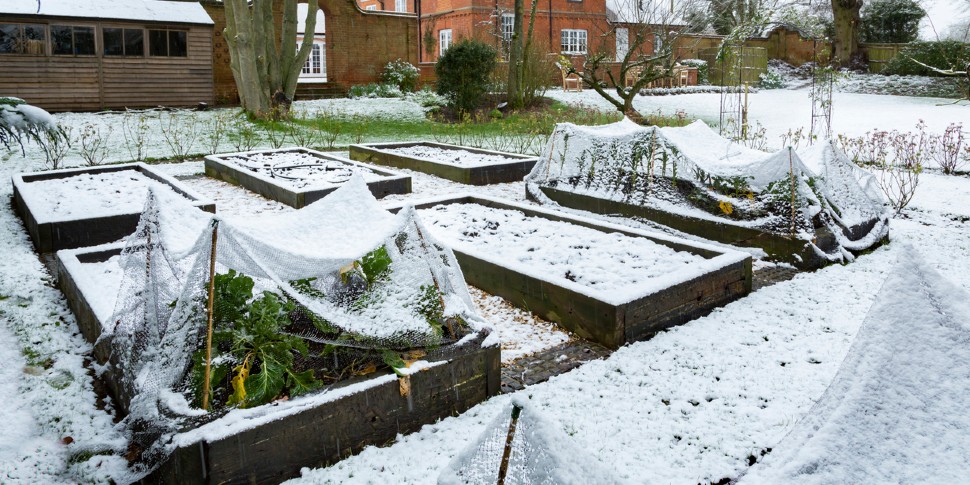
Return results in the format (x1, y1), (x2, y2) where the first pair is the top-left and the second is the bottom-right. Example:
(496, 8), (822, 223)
(883, 41), (970, 77)
(758, 69), (786, 89)
(158, 110), (200, 161)
(405, 87), (447, 109)
(0, 96), (64, 159)
(929, 123), (965, 175)
(36, 125), (73, 170)
(679, 59), (709, 85)
(436, 39), (497, 115)
(122, 110), (152, 161)
(78, 122), (113, 166)
(348, 83), (404, 99)
(380, 58), (420, 93)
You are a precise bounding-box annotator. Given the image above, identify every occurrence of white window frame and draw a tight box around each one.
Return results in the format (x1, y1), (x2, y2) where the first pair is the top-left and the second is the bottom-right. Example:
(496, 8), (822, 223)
(395, 0), (407, 12)
(365, 4), (376, 10)
(615, 27), (629, 62)
(297, 36), (327, 81)
(439, 29), (452, 57)
(560, 29), (587, 55)
(501, 13), (514, 43)
(654, 34), (663, 55)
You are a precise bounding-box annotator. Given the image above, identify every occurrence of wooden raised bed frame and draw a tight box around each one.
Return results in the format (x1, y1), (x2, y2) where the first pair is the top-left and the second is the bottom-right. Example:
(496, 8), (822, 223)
(55, 244), (499, 485)
(349, 141), (539, 185)
(389, 195), (752, 349)
(532, 185), (884, 270)
(12, 163), (215, 253)
(205, 147), (411, 208)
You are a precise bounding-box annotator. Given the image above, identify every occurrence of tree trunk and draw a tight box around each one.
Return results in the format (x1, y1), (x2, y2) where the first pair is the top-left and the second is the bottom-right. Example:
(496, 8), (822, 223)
(831, 0), (864, 66)
(507, 0), (525, 108)
(224, 0), (318, 119)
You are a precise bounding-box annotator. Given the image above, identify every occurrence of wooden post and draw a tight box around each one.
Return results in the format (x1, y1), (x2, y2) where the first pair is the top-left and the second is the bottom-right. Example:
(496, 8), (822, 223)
(497, 404), (522, 485)
(202, 221), (219, 411)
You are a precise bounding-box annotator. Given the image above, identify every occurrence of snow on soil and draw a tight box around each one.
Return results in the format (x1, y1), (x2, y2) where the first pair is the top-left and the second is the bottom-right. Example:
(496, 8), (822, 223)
(2, 90), (970, 484)
(221, 151), (386, 189)
(468, 287), (570, 363)
(380, 145), (526, 167)
(419, 203), (706, 294)
(19, 169), (186, 221)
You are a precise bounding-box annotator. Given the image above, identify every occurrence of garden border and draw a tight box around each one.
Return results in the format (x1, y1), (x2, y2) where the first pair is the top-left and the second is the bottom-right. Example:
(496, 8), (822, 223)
(388, 194), (752, 349)
(205, 147), (411, 208)
(532, 184), (884, 269)
(349, 141), (538, 185)
(12, 163), (215, 253)
(55, 243), (501, 484)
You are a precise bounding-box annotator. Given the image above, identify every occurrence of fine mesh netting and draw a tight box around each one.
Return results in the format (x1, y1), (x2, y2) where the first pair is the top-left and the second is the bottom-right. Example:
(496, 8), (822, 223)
(526, 119), (890, 263)
(438, 401), (619, 485)
(103, 175), (487, 468)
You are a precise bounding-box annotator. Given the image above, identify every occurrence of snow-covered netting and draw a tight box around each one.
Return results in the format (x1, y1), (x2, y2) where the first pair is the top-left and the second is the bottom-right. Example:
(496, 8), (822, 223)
(438, 400), (620, 485)
(103, 175), (487, 467)
(741, 248), (970, 483)
(526, 119), (890, 263)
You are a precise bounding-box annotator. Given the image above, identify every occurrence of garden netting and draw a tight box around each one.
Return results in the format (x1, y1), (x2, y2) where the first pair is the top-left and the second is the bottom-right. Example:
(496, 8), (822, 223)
(526, 119), (890, 263)
(103, 175), (487, 469)
(437, 399), (620, 485)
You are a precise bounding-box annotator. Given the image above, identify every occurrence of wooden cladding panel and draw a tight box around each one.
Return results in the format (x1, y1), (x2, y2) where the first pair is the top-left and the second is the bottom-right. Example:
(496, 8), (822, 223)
(0, 22), (213, 111)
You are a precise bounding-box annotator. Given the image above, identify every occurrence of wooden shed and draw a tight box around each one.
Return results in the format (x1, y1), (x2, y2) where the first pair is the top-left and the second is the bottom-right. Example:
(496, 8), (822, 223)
(0, 0), (214, 112)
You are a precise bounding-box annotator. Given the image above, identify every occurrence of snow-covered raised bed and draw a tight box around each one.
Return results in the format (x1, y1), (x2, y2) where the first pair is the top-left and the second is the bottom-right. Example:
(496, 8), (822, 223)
(389, 195), (752, 349)
(349, 141), (539, 185)
(205, 147), (411, 208)
(527, 120), (890, 269)
(12, 163), (215, 252)
(54, 180), (500, 484)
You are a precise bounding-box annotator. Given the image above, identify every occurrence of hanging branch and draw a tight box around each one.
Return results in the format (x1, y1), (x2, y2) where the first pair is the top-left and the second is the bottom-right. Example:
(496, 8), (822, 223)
(202, 220), (219, 411)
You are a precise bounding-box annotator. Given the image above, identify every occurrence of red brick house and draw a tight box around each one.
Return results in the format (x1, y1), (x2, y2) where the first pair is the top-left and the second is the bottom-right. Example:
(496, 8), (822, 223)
(414, 0), (614, 64)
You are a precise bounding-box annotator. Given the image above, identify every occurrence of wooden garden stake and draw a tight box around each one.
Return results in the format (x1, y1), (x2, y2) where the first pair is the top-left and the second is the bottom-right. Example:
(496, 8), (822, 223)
(202, 221), (219, 411)
(497, 404), (522, 485)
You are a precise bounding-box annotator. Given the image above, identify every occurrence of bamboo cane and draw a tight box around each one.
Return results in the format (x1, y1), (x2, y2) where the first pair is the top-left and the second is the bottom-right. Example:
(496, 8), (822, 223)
(497, 404), (523, 485)
(202, 221), (219, 411)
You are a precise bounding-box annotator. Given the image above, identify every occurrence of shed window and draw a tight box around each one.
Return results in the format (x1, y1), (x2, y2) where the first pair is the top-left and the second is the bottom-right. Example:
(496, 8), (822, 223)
(103, 28), (144, 56)
(51, 25), (95, 56)
(149, 29), (187, 57)
(0, 23), (47, 55)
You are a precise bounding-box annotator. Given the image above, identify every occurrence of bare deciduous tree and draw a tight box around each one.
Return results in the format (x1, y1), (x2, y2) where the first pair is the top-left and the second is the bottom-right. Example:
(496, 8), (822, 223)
(224, 0), (319, 119)
(563, 0), (703, 124)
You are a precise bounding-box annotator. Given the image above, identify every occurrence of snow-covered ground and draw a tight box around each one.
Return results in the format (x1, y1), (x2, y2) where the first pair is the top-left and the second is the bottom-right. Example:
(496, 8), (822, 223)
(548, 88), (970, 152)
(2, 89), (969, 483)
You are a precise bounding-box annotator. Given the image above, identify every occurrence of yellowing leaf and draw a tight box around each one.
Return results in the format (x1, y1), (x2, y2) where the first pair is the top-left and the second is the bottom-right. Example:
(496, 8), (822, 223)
(354, 363), (378, 376)
(719, 200), (734, 215)
(228, 356), (251, 407)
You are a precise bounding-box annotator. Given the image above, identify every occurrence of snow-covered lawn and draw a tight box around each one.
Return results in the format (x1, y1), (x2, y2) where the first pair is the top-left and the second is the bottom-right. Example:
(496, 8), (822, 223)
(1, 89), (969, 483)
(548, 88), (970, 150)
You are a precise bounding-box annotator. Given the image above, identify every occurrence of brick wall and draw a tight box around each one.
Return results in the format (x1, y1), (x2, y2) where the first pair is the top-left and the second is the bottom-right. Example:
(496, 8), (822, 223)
(204, 0), (420, 104)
